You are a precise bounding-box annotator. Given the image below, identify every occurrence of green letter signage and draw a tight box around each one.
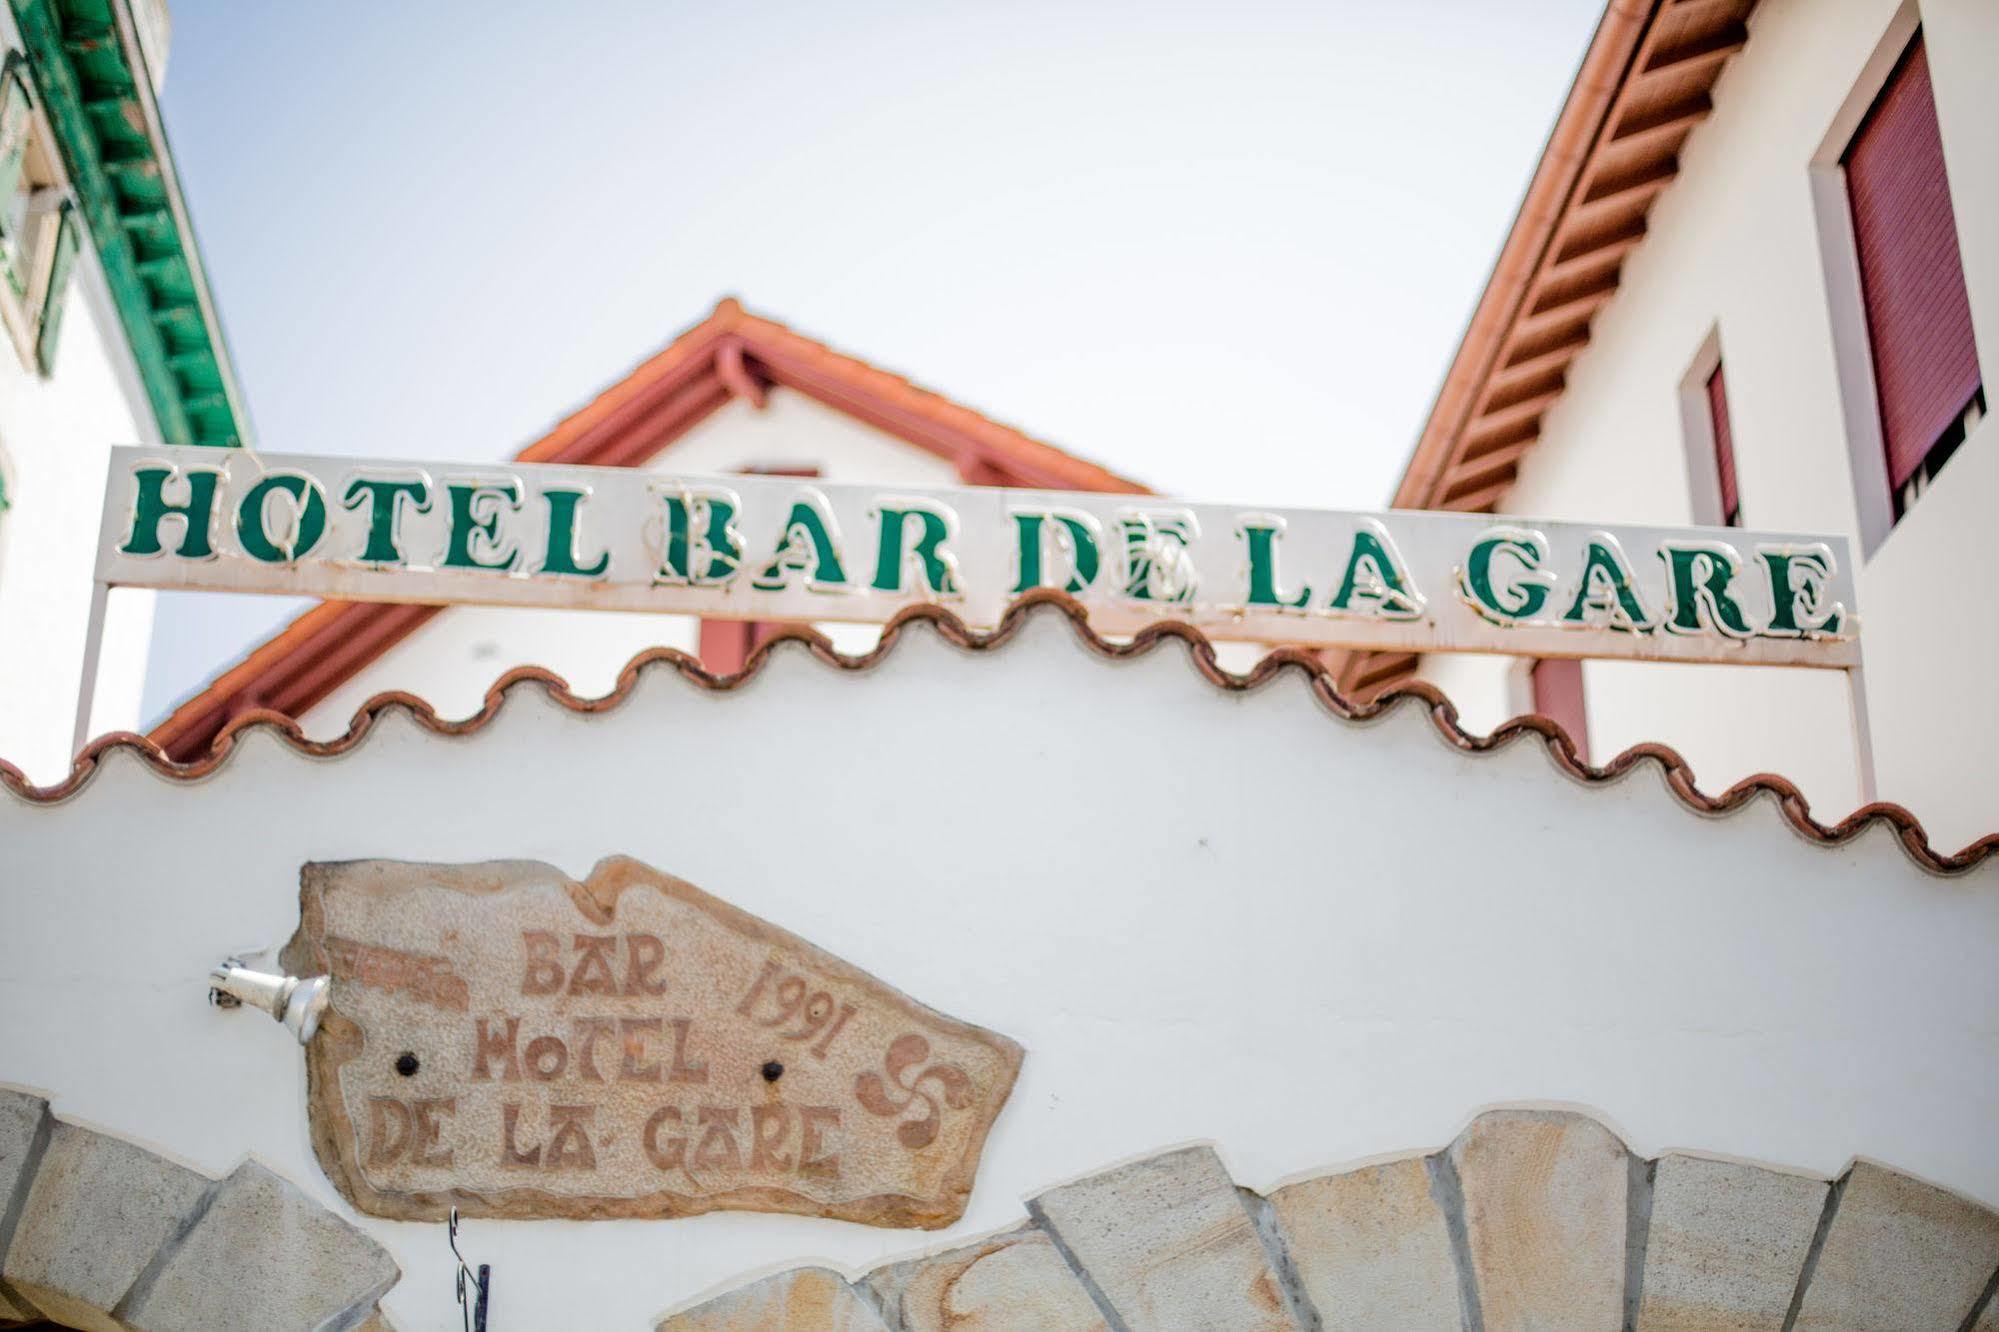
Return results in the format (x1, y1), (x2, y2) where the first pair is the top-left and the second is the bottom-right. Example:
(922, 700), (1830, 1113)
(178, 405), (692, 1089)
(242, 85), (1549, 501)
(94, 445), (1865, 674)
(1010, 511), (1100, 595)
(1459, 527), (1554, 623)
(1240, 519), (1311, 610)
(1327, 523), (1424, 620)
(236, 473), (329, 564)
(1760, 546), (1845, 637)
(872, 502), (960, 595)
(443, 480), (523, 572)
(121, 465), (220, 559)
(1118, 511), (1198, 605)
(540, 488), (610, 578)
(1562, 536), (1655, 632)
(655, 486), (742, 586)
(342, 476), (430, 566)
(1660, 542), (1753, 638)
(753, 497), (849, 592)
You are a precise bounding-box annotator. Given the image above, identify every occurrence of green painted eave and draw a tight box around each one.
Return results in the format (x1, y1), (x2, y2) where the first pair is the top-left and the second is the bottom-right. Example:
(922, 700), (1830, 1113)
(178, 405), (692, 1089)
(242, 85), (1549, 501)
(10, 0), (246, 446)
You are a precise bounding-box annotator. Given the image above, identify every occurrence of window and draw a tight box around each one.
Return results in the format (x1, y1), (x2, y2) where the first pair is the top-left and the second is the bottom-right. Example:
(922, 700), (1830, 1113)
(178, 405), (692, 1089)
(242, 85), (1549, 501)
(698, 464), (819, 674)
(1530, 658), (1588, 764)
(0, 52), (78, 375)
(1677, 332), (1739, 527)
(1706, 363), (1741, 527)
(1843, 34), (1981, 523)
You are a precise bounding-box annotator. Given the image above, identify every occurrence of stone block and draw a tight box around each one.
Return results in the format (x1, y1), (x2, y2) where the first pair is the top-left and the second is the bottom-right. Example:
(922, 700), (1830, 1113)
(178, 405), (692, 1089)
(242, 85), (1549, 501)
(0, 1089), (50, 1253)
(1030, 1145), (1303, 1330)
(0, 1089), (51, 1323)
(1267, 1154), (1462, 1330)
(866, 1225), (1107, 1331)
(657, 1266), (889, 1331)
(120, 1160), (399, 1332)
(1635, 1153), (1827, 1331)
(1447, 1108), (1630, 1331)
(1, 1122), (213, 1332)
(1792, 1160), (1999, 1331)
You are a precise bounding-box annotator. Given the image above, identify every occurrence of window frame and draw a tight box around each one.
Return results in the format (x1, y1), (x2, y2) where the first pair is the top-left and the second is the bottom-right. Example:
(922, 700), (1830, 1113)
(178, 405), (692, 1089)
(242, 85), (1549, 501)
(1676, 327), (1736, 527)
(0, 48), (78, 377)
(1806, 6), (1983, 556)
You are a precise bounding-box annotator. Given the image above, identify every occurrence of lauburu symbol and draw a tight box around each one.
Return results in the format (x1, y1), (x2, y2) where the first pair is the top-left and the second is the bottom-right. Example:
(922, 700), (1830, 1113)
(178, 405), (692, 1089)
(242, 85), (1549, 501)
(854, 1033), (974, 1149)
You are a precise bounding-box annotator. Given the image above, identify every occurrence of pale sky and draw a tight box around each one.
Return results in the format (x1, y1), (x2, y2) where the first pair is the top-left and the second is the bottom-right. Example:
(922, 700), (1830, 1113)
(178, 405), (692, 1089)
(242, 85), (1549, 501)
(143, 0), (1603, 719)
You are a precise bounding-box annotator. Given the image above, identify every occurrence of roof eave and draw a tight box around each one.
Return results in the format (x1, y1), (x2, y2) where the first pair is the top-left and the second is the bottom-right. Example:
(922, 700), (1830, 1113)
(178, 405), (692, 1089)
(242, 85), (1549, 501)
(9, 0), (251, 447)
(1393, 0), (1654, 512)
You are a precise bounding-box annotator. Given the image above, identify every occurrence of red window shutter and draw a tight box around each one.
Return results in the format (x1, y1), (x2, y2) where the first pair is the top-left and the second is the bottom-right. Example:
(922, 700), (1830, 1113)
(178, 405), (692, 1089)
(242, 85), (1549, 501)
(1531, 658), (1588, 764)
(699, 464), (823, 672)
(1844, 36), (1982, 490)
(1706, 363), (1740, 526)
(698, 618), (758, 674)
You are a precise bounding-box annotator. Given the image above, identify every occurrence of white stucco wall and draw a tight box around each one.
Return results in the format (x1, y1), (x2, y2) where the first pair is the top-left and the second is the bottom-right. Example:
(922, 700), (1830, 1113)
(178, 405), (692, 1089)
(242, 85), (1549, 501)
(301, 389), (965, 734)
(1420, 0), (1999, 853)
(0, 1), (173, 788)
(0, 239), (161, 785)
(4, 618), (1996, 1329)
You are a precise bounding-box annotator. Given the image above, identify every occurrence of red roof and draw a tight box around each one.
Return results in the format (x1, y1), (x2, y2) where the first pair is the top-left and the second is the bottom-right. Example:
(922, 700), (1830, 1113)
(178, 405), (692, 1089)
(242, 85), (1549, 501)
(148, 299), (1151, 761)
(19, 597), (1989, 873)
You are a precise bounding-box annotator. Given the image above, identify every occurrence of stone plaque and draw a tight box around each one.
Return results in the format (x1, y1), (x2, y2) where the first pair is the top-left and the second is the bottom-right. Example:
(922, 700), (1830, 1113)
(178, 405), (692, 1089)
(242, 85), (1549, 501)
(281, 857), (1023, 1228)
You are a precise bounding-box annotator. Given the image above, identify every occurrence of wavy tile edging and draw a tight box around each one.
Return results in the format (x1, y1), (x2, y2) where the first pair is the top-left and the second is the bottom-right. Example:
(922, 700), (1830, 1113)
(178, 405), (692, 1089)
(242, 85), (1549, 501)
(4, 592), (1993, 876)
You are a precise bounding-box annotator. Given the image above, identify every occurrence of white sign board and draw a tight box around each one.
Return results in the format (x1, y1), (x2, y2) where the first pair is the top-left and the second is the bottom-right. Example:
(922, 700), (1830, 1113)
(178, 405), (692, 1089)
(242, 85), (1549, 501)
(94, 445), (1857, 667)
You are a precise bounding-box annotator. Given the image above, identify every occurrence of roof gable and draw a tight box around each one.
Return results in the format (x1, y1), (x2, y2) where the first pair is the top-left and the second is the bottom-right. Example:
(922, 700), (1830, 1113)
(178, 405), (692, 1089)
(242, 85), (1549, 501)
(146, 298), (1150, 760)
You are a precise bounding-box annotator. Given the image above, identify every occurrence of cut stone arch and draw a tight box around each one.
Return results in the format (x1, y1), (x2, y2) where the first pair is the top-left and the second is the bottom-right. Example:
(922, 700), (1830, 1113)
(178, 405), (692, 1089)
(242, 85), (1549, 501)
(657, 1104), (1999, 1331)
(0, 1088), (398, 1331)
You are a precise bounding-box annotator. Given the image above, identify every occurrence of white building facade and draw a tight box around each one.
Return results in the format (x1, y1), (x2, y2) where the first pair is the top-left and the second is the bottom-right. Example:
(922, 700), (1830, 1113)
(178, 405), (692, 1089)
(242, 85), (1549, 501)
(0, 0), (248, 785)
(4, 5), (1996, 1326)
(1392, 0), (1997, 852)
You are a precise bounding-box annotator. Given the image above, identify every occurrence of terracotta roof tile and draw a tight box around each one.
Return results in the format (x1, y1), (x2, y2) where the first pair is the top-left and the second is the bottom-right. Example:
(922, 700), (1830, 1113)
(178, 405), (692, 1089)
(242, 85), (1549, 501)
(18, 595), (1994, 875)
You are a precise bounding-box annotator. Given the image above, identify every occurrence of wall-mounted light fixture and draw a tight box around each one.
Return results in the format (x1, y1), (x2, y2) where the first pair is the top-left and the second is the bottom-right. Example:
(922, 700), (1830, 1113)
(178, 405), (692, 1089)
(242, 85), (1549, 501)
(208, 959), (330, 1044)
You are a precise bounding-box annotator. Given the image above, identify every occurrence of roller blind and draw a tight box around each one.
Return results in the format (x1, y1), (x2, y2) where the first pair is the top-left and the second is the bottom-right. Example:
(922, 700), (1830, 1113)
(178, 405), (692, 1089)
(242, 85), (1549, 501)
(1843, 35), (1981, 490)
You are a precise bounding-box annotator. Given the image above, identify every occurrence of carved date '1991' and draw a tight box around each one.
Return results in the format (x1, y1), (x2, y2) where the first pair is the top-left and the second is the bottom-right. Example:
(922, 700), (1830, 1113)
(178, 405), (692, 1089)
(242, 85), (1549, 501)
(735, 957), (858, 1059)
